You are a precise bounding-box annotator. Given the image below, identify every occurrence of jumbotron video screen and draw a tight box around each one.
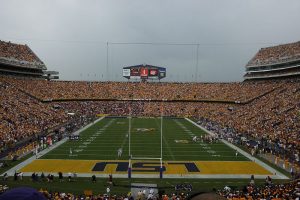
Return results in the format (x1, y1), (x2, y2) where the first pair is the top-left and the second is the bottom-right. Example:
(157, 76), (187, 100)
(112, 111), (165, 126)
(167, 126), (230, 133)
(122, 64), (166, 80)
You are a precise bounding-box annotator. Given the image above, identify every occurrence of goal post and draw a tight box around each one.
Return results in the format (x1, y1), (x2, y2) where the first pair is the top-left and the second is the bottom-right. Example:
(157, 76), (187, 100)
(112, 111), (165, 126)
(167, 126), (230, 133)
(127, 104), (164, 178)
(128, 157), (163, 179)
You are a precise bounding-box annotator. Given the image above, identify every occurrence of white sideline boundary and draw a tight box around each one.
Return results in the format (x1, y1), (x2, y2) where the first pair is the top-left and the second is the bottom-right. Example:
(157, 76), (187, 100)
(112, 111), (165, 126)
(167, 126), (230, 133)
(1, 117), (105, 176)
(1, 117), (289, 179)
(185, 118), (289, 180)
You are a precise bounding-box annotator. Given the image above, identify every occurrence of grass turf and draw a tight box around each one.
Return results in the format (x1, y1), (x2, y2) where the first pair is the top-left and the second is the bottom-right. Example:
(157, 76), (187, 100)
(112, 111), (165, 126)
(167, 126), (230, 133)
(41, 117), (248, 162)
(0, 154), (33, 175)
(0, 117), (288, 195)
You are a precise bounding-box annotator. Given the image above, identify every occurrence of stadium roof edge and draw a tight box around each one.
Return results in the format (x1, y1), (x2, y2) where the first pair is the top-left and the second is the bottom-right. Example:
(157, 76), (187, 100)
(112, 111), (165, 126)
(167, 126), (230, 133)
(123, 64), (165, 70)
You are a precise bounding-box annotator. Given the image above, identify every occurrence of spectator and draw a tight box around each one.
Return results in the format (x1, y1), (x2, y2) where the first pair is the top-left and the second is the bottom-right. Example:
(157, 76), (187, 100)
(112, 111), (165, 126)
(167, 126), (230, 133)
(58, 172), (63, 182)
(92, 175), (96, 183)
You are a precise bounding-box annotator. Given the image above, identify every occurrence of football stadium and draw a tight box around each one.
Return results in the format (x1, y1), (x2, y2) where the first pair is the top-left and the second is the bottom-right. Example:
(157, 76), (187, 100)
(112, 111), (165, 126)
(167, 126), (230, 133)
(0, 1), (300, 200)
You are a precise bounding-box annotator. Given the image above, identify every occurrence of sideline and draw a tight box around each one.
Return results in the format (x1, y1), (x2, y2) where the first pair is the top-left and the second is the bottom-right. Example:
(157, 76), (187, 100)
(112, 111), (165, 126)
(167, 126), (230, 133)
(185, 118), (289, 180)
(2, 117), (290, 179)
(1, 117), (105, 176)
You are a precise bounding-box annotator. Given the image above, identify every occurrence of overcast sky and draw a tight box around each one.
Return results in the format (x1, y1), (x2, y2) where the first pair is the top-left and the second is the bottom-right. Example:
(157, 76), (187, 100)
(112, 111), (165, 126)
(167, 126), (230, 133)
(1, 0), (300, 82)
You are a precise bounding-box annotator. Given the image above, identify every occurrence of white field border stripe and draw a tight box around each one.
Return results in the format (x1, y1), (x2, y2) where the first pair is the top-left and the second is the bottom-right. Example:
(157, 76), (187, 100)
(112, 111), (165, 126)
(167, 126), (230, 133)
(15, 172), (287, 179)
(185, 118), (289, 180)
(1, 117), (105, 176)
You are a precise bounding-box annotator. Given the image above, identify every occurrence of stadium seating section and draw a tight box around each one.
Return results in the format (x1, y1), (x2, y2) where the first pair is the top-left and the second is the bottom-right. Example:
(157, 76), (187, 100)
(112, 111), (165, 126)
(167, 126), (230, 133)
(217, 178), (300, 200)
(4, 78), (278, 102)
(1, 40), (300, 199)
(0, 76), (299, 168)
(247, 41), (300, 66)
(0, 40), (43, 65)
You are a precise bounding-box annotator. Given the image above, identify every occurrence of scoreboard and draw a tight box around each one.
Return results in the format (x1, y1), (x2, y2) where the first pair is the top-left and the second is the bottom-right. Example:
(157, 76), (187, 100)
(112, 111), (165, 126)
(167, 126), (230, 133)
(123, 64), (166, 80)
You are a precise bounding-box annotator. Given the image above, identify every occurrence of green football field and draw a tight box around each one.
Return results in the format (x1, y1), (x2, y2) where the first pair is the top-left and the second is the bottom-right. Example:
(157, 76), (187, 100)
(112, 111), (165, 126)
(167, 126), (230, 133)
(3, 118), (288, 196)
(41, 117), (247, 162)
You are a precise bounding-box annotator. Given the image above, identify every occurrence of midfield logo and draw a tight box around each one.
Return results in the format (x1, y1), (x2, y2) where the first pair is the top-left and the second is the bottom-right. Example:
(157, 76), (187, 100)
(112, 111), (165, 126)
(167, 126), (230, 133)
(92, 161), (200, 173)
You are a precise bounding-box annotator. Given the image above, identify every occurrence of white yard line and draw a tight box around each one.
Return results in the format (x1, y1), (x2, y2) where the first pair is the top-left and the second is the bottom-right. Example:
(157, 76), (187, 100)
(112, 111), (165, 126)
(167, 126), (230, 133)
(154, 118), (175, 160)
(113, 118), (131, 160)
(1, 117), (105, 176)
(185, 118), (289, 180)
(2, 117), (290, 179)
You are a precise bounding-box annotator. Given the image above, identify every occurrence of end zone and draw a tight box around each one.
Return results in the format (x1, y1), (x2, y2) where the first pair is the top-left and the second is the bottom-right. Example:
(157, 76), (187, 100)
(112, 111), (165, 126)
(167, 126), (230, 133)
(18, 159), (279, 179)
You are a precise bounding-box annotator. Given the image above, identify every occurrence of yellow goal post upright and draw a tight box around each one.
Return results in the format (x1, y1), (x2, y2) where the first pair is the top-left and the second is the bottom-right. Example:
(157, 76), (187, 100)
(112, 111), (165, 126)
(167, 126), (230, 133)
(127, 103), (164, 179)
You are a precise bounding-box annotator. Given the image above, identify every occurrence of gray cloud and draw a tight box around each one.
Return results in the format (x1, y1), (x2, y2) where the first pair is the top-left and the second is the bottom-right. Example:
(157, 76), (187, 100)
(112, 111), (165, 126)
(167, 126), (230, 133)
(1, 0), (300, 82)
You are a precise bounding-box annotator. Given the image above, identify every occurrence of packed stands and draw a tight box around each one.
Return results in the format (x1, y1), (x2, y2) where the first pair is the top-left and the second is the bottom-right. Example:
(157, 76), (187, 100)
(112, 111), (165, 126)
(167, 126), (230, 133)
(40, 179), (298, 199)
(1, 39), (300, 199)
(247, 41), (300, 67)
(245, 41), (300, 80)
(4, 76), (278, 102)
(218, 178), (300, 200)
(0, 79), (69, 153)
(0, 40), (44, 64)
(0, 40), (46, 71)
(1, 179), (299, 199)
(0, 75), (299, 168)
(0, 40), (59, 79)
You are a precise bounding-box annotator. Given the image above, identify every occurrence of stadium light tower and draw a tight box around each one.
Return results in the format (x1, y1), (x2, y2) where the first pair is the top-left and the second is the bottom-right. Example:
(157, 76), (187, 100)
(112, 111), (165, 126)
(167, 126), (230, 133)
(128, 99), (132, 178)
(106, 42), (109, 81)
(196, 44), (199, 82)
(160, 101), (163, 178)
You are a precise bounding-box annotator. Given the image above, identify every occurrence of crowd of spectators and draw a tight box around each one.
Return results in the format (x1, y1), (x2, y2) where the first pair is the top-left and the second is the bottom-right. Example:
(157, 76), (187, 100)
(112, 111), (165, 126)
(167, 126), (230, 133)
(0, 184), (9, 195)
(6, 141), (37, 160)
(5, 76), (277, 102)
(1, 39), (300, 199)
(37, 191), (190, 200)
(247, 41), (300, 66)
(39, 191), (132, 200)
(0, 40), (44, 68)
(41, 79), (298, 167)
(0, 75), (299, 168)
(194, 79), (300, 169)
(1, 178), (299, 200)
(65, 80), (299, 167)
(34, 189), (189, 200)
(0, 79), (70, 153)
(218, 178), (300, 200)
(2, 172), (190, 200)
